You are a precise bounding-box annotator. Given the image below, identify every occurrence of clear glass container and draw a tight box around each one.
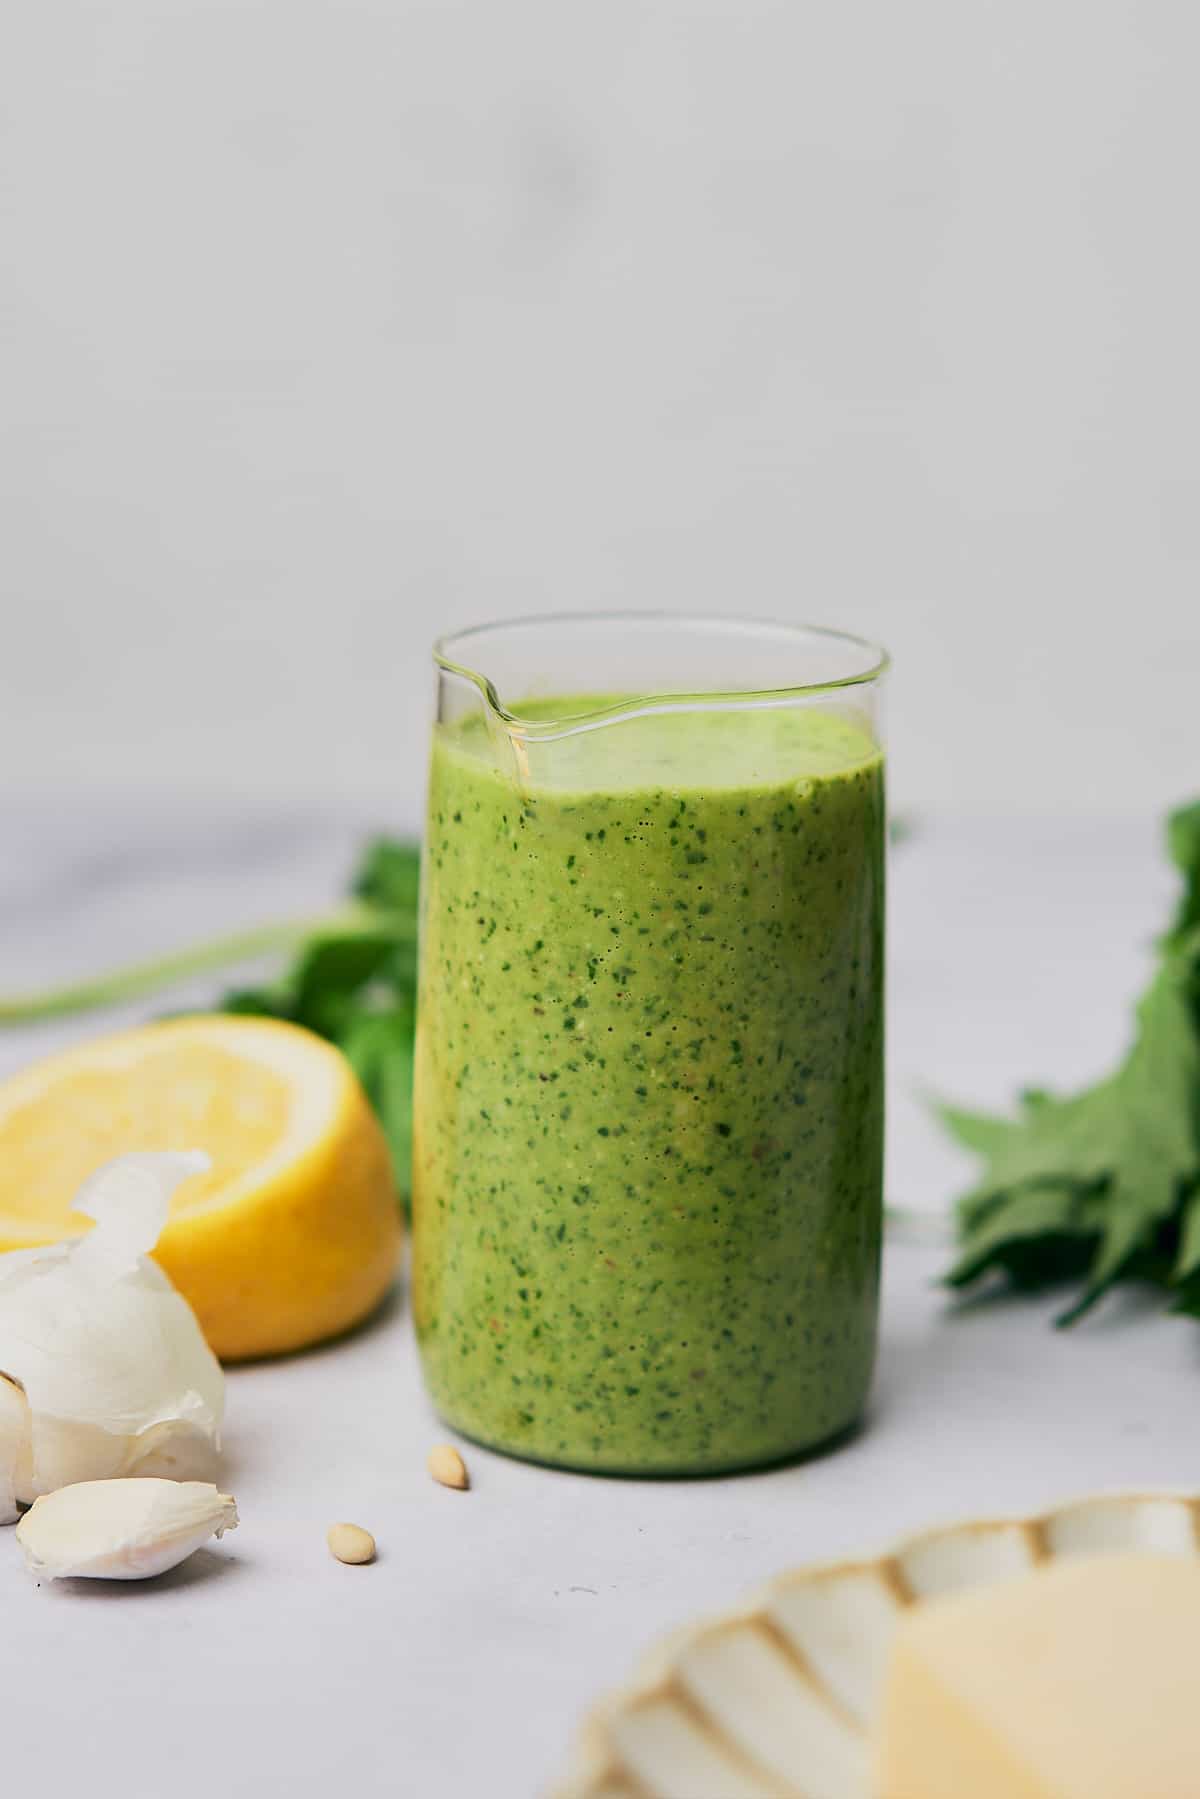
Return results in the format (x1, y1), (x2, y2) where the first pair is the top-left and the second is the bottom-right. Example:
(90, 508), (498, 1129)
(413, 613), (888, 1475)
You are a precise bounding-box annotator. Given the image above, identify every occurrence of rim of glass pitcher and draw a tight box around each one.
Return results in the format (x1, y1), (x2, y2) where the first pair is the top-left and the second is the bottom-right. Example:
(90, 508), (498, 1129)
(433, 611), (889, 736)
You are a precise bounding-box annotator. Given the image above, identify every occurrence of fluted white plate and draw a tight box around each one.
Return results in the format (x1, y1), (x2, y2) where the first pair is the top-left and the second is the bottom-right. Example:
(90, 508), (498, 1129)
(555, 1490), (1200, 1799)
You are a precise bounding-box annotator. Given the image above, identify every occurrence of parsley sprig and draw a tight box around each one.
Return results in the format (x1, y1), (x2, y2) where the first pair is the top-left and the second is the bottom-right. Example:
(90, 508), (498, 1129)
(943, 800), (1200, 1322)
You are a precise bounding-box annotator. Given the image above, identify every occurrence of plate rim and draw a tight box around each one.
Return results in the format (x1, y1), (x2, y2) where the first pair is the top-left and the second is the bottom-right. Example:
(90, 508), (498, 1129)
(553, 1485), (1200, 1798)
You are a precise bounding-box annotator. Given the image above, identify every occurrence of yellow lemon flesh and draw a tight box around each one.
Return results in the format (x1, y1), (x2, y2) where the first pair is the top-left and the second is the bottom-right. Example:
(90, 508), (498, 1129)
(0, 1016), (402, 1361)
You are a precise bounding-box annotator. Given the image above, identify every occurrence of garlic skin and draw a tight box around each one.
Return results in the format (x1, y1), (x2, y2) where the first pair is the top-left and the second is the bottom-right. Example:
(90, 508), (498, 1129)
(16, 1478), (238, 1581)
(0, 1152), (225, 1524)
(0, 1373), (31, 1522)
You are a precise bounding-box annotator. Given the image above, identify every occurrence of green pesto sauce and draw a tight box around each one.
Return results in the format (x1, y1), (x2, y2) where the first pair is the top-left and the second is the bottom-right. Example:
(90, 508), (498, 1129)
(412, 699), (885, 1474)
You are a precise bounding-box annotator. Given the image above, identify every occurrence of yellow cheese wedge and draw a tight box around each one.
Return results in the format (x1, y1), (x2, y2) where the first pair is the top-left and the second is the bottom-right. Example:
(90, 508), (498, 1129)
(876, 1552), (1200, 1798)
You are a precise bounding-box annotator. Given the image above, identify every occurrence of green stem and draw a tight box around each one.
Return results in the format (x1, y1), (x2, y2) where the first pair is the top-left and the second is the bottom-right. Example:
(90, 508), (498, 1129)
(0, 900), (403, 1025)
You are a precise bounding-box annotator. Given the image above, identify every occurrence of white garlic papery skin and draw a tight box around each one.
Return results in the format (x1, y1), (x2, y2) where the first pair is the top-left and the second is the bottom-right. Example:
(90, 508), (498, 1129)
(0, 1152), (225, 1524)
(16, 1479), (238, 1581)
(0, 1372), (31, 1522)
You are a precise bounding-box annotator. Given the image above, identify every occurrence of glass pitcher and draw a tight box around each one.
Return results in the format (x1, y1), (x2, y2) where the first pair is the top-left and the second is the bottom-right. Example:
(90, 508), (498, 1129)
(412, 613), (888, 1476)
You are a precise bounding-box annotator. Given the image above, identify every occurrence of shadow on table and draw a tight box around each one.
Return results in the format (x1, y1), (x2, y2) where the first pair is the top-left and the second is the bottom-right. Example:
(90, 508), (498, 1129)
(871, 1252), (1173, 1429)
(38, 1546), (246, 1601)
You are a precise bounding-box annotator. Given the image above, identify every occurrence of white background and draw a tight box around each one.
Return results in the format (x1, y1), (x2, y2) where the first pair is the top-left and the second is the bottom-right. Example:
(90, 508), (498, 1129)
(3, 0), (1199, 823)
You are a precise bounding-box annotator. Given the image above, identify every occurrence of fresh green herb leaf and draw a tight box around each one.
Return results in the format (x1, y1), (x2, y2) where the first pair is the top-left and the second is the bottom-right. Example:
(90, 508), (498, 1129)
(947, 1182), (1095, 1291)
(937, 1102), (1030, 1160)
(1170, 1182), (1200, 1286)
(351, 838), (422, 915)
(1167, 799), (1200, 948)
(943, 802), (1200, 1326)
(340, 1008), (416, 1202)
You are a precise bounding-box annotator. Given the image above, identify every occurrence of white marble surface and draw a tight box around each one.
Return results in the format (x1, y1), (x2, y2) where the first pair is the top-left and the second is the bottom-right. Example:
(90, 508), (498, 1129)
(0, 803), (1195, 1797)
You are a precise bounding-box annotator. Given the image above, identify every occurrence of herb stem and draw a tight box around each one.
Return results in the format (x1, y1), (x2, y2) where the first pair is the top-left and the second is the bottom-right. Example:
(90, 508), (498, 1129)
(0, 900), (410, 1025)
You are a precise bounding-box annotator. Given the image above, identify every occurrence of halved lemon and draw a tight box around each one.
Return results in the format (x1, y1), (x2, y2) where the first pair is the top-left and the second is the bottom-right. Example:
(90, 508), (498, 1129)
(0, 1015), (402, 1361)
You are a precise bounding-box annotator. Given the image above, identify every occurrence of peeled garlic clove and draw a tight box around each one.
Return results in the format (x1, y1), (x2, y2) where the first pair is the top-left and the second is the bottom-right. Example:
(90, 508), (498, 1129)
(16, 1479), (238, 1581)
(0, 1151), (224, 1507)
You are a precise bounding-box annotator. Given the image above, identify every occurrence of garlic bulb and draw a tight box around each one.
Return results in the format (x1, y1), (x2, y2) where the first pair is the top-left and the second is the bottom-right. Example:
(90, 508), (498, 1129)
(0, 1151), (225, 1524)
(16, 1478), (238, 1580)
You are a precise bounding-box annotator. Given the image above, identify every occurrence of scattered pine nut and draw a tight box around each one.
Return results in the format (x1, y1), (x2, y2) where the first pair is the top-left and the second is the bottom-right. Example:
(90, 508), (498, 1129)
(427, 1443), (469, 1490)
(327, 1522), (376, 1565)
